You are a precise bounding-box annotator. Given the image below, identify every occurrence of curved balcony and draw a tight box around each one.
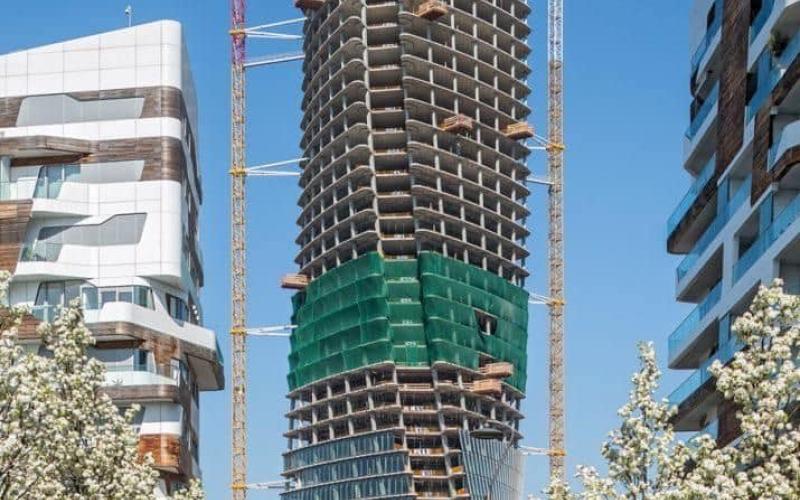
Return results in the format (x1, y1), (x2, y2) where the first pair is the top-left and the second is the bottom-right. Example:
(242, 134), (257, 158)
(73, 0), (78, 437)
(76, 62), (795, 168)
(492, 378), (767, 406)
(769, 119), (800, 170)
(676, 175), (751, 283)
(690, 0), (721, 75)
(667, 155), (716, 237)
(667, 281), (722, 366)
(733, 192), (800, 282)
(685, 82), (718, 141)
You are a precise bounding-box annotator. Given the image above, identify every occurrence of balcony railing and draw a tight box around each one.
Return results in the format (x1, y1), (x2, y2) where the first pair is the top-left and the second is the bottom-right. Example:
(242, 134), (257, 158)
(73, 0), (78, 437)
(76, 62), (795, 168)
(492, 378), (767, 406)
(668, 282), (723, 363)
(686, 82), (719, 140)
(750, 0), (775, 42)
(676, 175), (751, 282)
(668, 155), (716, 236)
(104, 363), (178, 387)
(769, 120), (800, 170)
(688, 419), (720, 448)
(747, 29), (800, 123)
(733, 193), (800, 283)
(691, 5), (722, 72)
(20, 242), (62, 263)
(669, 334), (744, 406)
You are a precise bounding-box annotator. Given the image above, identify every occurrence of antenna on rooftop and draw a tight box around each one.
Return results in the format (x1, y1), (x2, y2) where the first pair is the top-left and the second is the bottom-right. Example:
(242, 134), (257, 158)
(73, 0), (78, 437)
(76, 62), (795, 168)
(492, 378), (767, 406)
(124, 5), (132, 27)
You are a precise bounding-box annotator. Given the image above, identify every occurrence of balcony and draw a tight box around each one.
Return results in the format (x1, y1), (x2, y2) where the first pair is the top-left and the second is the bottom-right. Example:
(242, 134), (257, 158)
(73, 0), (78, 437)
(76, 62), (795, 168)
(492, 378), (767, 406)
(669, 335), (743, 407)
(750, 0), (775, 42)
(686, 82), (719, 140)
(20, 241), (62, 263)
(668, 281), (722, 364)
(769, 120), (800, 170)
(688, 419), (720, 448)
(667, 155), (716, 237)
(676, 175), (751, 282)
(746, 30), (800, 123)
(104, 363), (178, 388)
(733, 192), (800, 282)
(691, 3), (722, 73)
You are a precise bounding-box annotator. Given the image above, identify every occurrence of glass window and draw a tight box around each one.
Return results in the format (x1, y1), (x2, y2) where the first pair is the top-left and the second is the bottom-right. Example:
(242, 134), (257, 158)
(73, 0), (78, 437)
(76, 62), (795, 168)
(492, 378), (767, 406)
(45, 282), (64, 307)
(134, 286), (152, 308)
(82, 287), (98, 310)
(65, 282), (81, 305)
(118, 288), (133, 303)
(100, 290), (117, 307)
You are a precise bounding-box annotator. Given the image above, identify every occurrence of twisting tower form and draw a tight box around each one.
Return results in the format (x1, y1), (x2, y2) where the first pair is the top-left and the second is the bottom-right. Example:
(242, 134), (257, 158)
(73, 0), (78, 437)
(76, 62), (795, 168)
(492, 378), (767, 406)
(281, 1), (534, 498)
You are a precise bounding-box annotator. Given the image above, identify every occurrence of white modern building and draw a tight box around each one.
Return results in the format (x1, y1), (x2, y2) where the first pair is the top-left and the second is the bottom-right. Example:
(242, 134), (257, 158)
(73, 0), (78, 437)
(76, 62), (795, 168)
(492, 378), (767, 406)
(668, 0), (800, 446)
(0, 21), (222, 495)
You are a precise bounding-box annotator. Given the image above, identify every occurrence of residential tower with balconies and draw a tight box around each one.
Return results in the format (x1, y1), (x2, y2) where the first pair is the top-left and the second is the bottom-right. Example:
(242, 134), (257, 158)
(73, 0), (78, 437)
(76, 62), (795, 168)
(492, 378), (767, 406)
(667, 0), (800, 448)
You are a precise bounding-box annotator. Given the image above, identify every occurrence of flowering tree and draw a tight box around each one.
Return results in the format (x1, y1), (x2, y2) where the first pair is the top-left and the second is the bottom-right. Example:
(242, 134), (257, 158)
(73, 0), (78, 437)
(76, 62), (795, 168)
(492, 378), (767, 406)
(0, 272), (204, 499)
(547, 281), (800, 499)
(546, 342), (694, 499)
(684, 281), (800, 498)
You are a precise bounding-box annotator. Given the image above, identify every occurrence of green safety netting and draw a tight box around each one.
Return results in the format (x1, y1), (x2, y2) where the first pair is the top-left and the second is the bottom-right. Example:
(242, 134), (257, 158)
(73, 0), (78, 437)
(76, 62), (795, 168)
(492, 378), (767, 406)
(287, 251), (529, 392)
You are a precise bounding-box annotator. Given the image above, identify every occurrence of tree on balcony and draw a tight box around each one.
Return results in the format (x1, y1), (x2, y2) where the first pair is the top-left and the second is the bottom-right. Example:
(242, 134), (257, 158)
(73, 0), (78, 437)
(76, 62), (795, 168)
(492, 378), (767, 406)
(0, 271), (204, 499)
(546, 282), (800, 499)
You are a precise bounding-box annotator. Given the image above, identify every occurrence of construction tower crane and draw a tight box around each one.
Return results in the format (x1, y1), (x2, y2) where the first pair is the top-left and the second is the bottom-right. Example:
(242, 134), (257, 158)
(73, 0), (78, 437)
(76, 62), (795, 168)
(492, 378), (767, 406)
(547, 0), (567, 481)
(229, 1), (304, 497)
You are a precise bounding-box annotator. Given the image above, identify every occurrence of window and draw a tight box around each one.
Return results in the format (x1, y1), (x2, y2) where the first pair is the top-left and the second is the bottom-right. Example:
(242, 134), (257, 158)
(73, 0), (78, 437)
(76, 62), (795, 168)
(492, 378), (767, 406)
(16, 94), (145, 127)
(34, 282), (154, 316)
(166, 294), (190, 322)
(36, 213), (147, 247)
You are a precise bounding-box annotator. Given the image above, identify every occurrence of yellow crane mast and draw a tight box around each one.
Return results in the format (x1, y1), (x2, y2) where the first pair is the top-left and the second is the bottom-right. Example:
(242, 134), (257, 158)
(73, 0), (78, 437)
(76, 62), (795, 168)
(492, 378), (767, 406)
(547, 0), (567, 481)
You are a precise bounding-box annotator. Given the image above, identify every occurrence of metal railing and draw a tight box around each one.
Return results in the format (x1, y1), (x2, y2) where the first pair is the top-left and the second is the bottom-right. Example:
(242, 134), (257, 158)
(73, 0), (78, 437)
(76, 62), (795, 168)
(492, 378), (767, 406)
(668, 281), (722, 363)
(667, 155), (716, 236)
(733, 193), (800, 283)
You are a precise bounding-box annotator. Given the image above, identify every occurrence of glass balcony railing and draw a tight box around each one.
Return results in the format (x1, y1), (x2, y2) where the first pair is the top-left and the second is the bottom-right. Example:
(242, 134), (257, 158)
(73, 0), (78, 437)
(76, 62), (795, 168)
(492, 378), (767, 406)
(686, 82), (719, 140)
(668, 155), (716, 236)
(0, 182), (10, 201)
(669, 334), (744, 406)
(31, 305), (59, 323)
(747, 30), (800, 123)
(750, 0), (774, 42)
(668, 281), (723, 363)
(676, 175), (752, 282)
(733, 193), (800, 283)
(20, 241), (62, 262)
(103, 363), (179, 387)
(691, 5), (722, 72)
(688, 419), (720, 448)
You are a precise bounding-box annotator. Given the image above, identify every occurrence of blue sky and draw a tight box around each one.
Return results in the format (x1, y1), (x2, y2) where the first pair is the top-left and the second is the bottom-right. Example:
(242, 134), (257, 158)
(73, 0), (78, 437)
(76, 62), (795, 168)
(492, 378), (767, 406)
(3, 1), (696, 497)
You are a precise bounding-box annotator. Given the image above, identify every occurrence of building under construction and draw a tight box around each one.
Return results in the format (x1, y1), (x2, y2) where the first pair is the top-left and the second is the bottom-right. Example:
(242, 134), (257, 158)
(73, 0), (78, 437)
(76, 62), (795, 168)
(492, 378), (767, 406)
(281, 0), (533, 498)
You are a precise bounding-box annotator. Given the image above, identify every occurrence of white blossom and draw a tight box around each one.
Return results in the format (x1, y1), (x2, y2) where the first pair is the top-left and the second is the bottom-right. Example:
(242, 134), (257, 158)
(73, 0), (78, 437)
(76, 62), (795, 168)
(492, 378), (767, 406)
(546, 281), (800, 499)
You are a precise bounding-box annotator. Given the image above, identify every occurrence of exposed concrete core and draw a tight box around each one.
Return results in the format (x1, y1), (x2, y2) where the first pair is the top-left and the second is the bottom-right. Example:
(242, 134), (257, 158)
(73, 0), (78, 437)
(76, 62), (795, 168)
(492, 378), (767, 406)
(287, 0), (531, 497)
(295, 0), (532, 287)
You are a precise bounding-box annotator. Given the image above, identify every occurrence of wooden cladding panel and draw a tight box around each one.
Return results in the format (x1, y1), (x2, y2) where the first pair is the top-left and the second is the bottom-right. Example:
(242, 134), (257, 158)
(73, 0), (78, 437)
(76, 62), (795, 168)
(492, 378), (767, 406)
(0, 86), (185, 128)
(716, 0), (750, 172)
(138, 434), (183, 473)
(7, 136), (188, 185)
(751, 106), (773, 201)
(0, 201), (32, 273)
